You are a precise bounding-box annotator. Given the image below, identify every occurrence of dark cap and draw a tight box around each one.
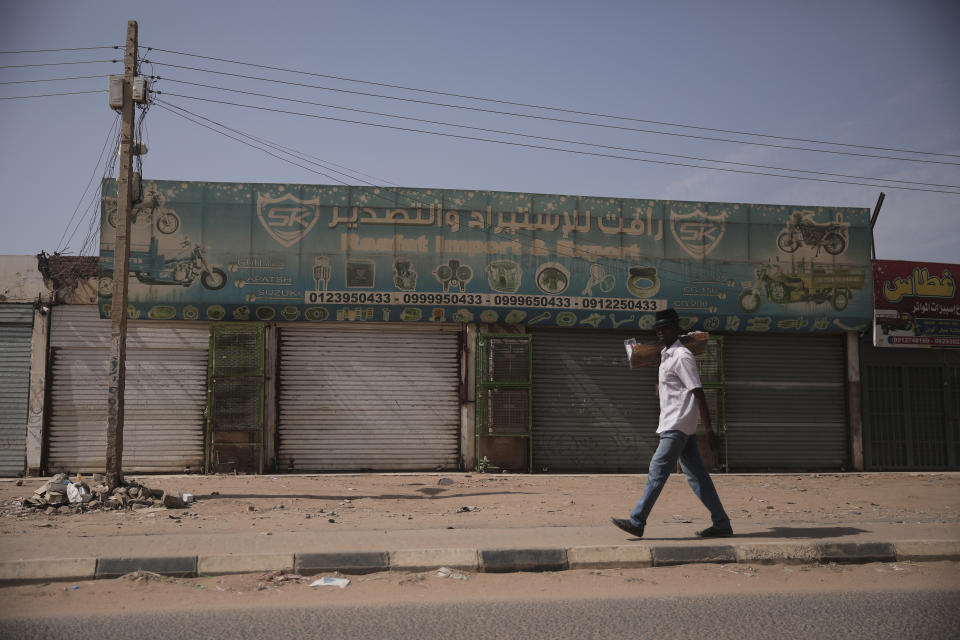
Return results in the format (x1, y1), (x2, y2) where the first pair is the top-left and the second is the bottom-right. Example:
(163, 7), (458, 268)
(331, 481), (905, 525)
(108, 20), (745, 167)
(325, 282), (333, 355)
(653, 308), (680, 329)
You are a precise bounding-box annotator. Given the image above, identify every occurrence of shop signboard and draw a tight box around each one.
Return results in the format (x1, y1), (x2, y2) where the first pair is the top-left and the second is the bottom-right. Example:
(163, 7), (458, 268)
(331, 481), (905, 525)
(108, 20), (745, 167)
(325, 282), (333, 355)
(872, 259), (959, 348)
(98, 179), (872, 332)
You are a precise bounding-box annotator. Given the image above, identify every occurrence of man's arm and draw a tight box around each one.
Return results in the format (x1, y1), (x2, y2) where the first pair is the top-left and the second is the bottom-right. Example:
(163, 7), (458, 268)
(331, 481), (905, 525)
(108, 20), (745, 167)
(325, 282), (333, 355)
(692, 387), (721, 451)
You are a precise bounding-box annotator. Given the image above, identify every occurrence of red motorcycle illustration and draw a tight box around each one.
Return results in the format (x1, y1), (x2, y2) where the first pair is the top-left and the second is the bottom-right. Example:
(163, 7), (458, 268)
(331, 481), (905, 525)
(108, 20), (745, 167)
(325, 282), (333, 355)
(777, 211), (848, 256)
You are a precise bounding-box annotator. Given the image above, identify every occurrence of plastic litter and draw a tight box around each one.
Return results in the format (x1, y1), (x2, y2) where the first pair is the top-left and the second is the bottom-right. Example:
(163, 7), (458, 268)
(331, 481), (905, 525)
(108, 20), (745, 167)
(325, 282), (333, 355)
(67, 482), (92, 504)
(435, 566), (468, 580)
(310, 576), (350, 588)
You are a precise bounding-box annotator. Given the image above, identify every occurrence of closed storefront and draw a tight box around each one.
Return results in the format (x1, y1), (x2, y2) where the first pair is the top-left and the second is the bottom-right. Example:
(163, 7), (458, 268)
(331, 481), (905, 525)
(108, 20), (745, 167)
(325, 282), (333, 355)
(0, 304), (33, 476)
(861, 338), (959, 470)
(277, 323), (462, 471)
(531, 329), (659, 472)
(724, 334), (847, 470)
(47, 305), (208, 473)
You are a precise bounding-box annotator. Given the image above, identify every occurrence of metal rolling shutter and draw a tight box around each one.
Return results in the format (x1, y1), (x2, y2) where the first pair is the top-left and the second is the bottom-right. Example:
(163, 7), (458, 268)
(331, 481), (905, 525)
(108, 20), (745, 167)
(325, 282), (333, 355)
(278, 323), (461, 471)
(531, 330), (660, 472)
(47, 306), (208, 473)
(0, 305), (33, 476)
(861, 339), (960, 470)
(724, 335), (847, 471)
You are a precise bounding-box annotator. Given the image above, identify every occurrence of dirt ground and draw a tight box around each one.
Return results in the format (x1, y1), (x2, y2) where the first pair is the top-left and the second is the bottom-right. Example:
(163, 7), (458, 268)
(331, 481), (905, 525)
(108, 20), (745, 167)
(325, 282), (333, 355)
(0, 472), (957, 539)
(0, 561), (957, 617)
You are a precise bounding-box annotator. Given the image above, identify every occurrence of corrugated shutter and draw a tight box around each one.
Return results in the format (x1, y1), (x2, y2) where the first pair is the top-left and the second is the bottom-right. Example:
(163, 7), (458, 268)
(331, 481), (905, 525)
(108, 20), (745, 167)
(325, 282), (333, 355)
(278, 323), (461, 471)
(531, 329), (659, 472)
(861, 339), (960, 470)
(47, 306), (208, 473)
(0, 305), (33, 476)
(724, 334), (847, 470)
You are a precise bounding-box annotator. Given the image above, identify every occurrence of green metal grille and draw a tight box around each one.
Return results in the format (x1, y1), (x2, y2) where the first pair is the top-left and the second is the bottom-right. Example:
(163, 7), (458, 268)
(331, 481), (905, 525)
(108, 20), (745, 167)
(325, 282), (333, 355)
(476, 334), (532, 472)
(208, 324), (265, 472)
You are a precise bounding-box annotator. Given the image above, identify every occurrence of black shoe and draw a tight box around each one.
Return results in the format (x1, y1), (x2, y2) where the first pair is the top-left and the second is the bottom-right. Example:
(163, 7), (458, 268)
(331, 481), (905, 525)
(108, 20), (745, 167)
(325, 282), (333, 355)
(610, 517), (645, 538)
(696, 524), (733, 538)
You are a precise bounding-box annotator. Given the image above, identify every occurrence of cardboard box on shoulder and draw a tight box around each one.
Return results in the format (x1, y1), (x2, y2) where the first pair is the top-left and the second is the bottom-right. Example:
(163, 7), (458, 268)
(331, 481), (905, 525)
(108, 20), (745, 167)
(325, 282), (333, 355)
(626, 331), (709, 369)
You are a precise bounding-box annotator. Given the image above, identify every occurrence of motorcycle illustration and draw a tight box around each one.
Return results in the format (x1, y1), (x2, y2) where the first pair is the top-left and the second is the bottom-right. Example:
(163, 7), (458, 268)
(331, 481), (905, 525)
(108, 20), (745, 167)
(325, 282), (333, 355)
(104, 183), (181, 235)
(777, 211), (848, 256)
(99, 236), (227, 298)
(738, 259), (863, 313)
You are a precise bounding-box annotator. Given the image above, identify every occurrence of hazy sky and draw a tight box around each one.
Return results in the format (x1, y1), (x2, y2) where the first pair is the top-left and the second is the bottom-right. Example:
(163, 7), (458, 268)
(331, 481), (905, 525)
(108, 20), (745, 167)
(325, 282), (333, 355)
(1, 0), (957, 262)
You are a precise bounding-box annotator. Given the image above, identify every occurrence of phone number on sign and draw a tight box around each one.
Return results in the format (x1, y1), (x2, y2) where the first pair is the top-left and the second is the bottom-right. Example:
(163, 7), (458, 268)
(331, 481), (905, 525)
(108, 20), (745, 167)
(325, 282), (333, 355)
(306, 290), (664, 312)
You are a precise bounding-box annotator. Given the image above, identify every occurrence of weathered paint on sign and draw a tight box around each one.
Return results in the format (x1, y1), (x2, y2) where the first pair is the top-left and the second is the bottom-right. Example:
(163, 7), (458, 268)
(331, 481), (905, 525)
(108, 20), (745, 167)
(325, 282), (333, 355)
(98, 179), (872, 332)
(872, 259), (959, 348)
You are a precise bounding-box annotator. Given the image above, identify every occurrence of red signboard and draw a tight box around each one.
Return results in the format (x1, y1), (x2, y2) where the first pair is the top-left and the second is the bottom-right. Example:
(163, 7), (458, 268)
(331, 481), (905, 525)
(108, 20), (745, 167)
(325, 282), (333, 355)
(873, 260), (959, 348)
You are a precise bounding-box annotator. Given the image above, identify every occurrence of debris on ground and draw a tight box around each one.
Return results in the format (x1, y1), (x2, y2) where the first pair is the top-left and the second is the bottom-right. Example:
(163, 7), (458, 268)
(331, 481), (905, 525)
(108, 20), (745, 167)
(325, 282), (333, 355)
(258, 571), (310, 584)
(435, 566), (469, 580)
(122, 569), (205, 588)
(14, 474), (191, 515)
(310, 576), (350, 588)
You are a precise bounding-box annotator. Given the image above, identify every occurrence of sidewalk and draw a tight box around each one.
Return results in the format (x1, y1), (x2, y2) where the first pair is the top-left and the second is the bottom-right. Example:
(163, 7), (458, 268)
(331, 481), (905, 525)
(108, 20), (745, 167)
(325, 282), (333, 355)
(1, 472), (958, 582)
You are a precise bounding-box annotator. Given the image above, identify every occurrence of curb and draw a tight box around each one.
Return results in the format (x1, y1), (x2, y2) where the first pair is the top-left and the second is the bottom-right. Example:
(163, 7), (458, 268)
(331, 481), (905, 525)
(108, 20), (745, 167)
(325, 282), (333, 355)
(1, 539), (957, 584)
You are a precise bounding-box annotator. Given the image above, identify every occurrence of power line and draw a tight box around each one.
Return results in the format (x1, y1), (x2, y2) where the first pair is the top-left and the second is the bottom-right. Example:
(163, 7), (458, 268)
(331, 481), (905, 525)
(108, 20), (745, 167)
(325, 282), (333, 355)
(141, 46), (960, 160)
(152, 99), (815, 292)
(0, 59), (119, 68)
(155, 77), (960, 188)
(56, 114), (121, 253)
(146, 61), (960, 168)
(154, 91), (960, 195)
(0, 46), (119, 54)
(153, 100), (349, 184)
(0, 89), (105, 100)
(151, 101), (700, 289)
(0, 74), (109, 85)
(157, 100), (400, 187)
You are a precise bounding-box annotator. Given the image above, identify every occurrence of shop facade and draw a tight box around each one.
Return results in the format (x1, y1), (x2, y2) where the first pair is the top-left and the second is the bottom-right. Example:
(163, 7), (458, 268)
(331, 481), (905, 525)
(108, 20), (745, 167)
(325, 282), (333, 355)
(860, 259), (960, 470)
(57, 179), (873, 474)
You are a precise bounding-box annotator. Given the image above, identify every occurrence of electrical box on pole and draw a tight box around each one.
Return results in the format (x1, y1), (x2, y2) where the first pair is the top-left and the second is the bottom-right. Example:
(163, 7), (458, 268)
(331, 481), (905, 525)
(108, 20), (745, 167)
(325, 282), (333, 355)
(108, 75), (123, 110)
(132, 76), (149, 103)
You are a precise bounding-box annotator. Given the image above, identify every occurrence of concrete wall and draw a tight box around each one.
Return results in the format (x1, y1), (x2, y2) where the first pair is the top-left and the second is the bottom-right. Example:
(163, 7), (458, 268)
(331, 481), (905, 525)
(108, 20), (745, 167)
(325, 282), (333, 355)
(0, 255), (49, 303)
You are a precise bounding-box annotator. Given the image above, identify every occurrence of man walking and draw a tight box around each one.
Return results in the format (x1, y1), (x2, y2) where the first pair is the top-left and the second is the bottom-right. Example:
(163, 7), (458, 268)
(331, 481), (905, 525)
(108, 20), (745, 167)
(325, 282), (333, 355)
(611, 308), (733, 538)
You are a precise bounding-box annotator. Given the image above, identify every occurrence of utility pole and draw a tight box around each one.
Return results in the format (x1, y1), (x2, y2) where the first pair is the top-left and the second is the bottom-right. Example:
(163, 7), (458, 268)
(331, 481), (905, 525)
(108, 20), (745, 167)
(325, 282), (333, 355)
(105, 20), (138, 490)
(869, 192), (885, 261)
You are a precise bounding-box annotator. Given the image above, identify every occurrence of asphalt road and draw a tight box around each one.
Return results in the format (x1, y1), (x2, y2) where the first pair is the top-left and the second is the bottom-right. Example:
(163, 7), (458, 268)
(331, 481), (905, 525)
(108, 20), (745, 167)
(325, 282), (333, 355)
(4, 589), (958, 640)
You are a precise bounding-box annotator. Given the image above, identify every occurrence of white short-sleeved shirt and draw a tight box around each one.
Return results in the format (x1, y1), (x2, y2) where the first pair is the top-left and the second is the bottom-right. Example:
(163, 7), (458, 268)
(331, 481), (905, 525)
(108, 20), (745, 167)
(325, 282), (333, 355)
(657, 339), (703, 435)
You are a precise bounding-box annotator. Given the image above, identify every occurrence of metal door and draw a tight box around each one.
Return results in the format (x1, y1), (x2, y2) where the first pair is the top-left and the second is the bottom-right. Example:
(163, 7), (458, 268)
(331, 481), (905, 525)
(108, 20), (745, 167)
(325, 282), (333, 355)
(0, 304), (33, 475)
(861, 337), (959, 469)
(47, 305), (208, 472)
(531, 329), (660, 472)
(208, 324), (265, 473)
(724, 334), (847, 470)
(278, 323), (461, 471)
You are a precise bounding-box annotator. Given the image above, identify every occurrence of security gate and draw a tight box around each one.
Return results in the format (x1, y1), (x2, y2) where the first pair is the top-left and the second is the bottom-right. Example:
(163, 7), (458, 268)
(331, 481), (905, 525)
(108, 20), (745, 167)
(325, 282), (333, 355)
(724, 334), (847, 470)
(531, 329), (660, 472)
(208, 324), (265, 474)
(476, 333), (532, 472)
(0, 304), (33, 476)
(47, 306), (208, 473)
(277, 323), (461, 471)
(861, 337), (960, 469)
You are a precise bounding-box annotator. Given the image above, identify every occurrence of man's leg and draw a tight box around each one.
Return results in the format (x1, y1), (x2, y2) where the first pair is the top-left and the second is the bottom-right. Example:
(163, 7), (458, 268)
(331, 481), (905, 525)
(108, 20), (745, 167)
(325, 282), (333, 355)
(628, 431), (686, 527)
(678, 434), (731, 528)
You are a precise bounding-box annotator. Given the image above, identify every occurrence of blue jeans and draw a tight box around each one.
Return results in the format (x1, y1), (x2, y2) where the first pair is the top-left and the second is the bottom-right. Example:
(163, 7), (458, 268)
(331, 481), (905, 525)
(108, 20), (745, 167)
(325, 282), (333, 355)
(629, 429), (730, 528)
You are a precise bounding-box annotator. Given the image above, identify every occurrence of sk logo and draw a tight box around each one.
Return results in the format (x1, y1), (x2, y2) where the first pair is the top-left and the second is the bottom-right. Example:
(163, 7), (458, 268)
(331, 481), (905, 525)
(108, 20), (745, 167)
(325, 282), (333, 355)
(257, 193), (320, 247)
(669, 208), (726, 259)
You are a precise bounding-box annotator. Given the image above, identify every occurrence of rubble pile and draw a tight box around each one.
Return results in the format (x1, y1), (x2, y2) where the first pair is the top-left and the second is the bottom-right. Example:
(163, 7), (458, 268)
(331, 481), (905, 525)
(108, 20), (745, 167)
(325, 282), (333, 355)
(19, 473), (178, 515)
